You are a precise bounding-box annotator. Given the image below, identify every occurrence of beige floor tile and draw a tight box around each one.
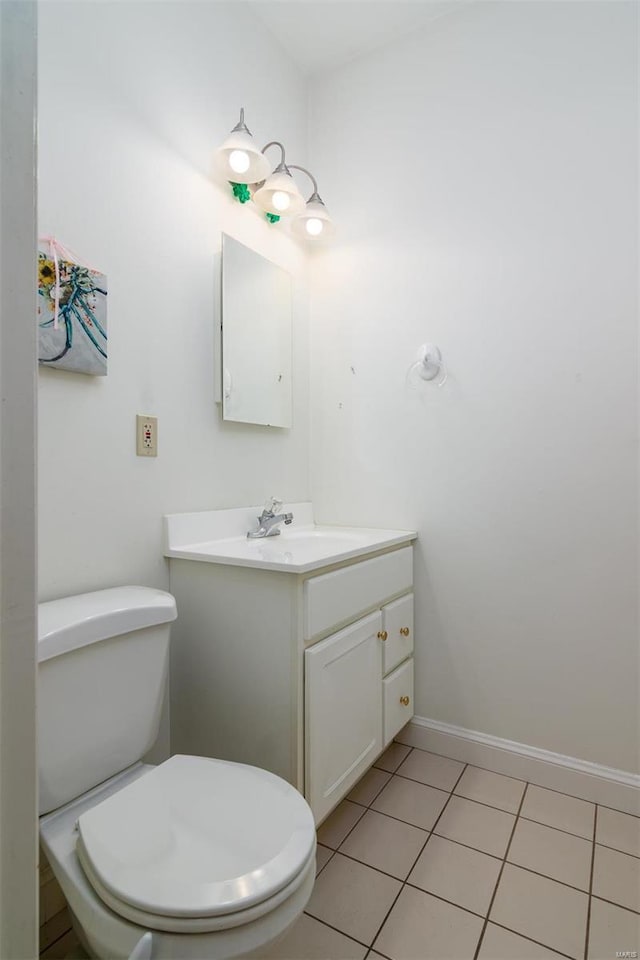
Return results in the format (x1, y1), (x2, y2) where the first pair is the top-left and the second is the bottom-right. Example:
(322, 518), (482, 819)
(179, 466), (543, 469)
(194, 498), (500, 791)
(592, 844), (640, 913)
(373, 885), (483, 960)
(596, 807), (640, 858)
(434, 795), (515, 858)
(521, 785), (595, 840)
(508, 818), (593, 891)
(306, 853), (401, 946)
(408, 833), (502, 916)
(454, 766), (525, 814)
(490, 863), (588, 959)
(371, 775), (448, 831)
(395, 749), (465, 792)
(315, 844), (333, 875)
(340, 809), (428, 880)
(374, 743), (412, 773)
(478, 924), (566, 959)
(317, 800), (366, 850)
(588, 897), (640, 960)
(347, 768), (392, 807)
(257, 913), (367, 959)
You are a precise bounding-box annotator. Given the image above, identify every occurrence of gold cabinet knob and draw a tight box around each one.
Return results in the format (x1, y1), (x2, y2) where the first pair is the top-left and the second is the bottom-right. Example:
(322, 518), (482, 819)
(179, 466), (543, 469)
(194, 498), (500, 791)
(399, 695), (410, 706)
(400, 627), (410, 637)
(377, 630), (388, 641)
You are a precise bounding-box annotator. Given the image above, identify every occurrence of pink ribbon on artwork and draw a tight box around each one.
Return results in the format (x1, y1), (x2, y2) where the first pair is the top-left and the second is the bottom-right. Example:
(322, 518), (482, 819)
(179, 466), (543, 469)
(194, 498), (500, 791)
(38, 236), (101, 332)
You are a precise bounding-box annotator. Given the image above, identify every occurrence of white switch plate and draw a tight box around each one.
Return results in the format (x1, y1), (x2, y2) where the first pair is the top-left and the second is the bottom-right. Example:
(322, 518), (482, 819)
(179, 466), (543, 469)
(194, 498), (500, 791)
(136, 415), (158, 457)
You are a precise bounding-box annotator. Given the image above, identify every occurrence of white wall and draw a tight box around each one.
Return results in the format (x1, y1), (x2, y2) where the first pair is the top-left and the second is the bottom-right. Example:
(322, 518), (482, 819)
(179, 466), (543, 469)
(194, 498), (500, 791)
(0, 3), (38, 956)
(309, 1), (639, 772)
(38, 1), (310, 601)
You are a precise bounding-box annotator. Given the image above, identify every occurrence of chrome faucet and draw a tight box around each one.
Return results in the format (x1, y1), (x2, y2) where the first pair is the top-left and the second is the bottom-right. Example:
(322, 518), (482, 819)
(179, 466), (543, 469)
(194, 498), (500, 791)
(247, 498), (294, 539)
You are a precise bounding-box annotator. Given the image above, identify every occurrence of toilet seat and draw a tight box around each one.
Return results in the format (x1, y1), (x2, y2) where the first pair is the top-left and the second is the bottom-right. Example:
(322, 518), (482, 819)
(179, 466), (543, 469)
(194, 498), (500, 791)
(76, 754), (316, 933)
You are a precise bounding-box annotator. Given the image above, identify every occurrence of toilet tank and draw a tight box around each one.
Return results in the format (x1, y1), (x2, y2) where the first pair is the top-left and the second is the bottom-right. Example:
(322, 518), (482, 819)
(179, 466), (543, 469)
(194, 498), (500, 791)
(38, 586), (177, 815)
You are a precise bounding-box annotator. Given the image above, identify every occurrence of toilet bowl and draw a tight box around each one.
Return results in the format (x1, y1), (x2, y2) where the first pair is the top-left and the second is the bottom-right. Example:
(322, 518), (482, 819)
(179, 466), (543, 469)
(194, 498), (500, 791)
(38, 587), (316, 959)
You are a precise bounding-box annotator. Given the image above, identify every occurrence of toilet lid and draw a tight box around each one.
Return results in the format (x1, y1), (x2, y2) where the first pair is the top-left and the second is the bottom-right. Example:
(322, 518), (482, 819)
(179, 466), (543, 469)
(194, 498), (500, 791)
(76, 755), (316, 919)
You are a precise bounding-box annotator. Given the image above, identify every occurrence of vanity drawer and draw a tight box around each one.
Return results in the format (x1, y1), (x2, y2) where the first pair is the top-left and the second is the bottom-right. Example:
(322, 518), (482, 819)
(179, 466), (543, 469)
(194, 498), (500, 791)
(382, 593), (414, 675)
(383, 658), (414, 745)
(304, 547), (413, 640)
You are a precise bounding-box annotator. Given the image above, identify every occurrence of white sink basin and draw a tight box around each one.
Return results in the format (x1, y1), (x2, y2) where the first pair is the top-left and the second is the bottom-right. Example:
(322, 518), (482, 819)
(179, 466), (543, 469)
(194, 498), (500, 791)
(164, 504), (416, 573)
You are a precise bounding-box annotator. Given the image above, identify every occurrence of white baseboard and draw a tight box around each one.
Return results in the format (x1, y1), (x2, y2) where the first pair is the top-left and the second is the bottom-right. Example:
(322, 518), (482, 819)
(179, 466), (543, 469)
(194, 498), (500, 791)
(396, 716), (640, 816)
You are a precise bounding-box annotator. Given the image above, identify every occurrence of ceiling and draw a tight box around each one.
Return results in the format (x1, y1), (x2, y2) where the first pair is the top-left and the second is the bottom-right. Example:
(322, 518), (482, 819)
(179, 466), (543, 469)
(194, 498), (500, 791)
(247, 1), (469, 77)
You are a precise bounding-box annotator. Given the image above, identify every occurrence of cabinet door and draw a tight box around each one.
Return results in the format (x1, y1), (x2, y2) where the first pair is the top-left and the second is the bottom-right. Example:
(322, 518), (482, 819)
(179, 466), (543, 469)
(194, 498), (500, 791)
(305, 611), (383, 823)
(383, 658), (414, 745)
(382, 593), (414, 675)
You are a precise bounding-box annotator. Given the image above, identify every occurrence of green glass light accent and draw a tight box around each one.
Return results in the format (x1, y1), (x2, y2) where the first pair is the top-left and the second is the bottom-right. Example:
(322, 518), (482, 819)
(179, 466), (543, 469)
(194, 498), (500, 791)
(265, 212), (281, 224)
(230, 181), (251, 203)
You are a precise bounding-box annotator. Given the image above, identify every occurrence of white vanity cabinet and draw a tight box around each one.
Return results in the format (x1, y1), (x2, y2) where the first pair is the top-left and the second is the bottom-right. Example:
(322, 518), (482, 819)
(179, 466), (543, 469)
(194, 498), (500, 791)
(167, 528), (415, 825)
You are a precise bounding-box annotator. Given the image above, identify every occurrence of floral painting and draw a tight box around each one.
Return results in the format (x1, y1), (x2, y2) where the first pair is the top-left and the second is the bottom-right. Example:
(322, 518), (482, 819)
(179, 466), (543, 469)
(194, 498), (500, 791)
(37, 249), (108, 376)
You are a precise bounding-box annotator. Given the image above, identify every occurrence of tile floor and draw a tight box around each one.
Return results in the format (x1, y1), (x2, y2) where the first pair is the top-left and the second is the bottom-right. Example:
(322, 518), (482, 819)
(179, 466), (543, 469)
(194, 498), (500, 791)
(261, 742), (640, 960)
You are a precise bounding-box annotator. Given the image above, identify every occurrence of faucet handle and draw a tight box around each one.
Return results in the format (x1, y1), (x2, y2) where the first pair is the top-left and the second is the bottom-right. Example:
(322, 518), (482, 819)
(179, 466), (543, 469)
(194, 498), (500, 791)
(263, 496), (283, 516)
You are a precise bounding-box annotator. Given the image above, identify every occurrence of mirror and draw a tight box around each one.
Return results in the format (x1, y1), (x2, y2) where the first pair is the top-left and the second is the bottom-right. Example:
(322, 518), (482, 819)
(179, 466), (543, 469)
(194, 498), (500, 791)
(221, 234), (292, 428)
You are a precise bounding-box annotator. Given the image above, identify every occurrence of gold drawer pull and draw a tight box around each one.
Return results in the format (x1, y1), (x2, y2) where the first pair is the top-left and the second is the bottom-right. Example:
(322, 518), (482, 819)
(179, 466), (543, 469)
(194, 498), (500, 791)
(400, 695), (411, 706)
(377, 630), (388, 641)
(400, 627), (410, 637)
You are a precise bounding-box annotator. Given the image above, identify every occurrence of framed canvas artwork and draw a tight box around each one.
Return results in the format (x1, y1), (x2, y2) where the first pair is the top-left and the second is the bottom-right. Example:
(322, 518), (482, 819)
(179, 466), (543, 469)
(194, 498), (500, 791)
(37, 242), (108, 376)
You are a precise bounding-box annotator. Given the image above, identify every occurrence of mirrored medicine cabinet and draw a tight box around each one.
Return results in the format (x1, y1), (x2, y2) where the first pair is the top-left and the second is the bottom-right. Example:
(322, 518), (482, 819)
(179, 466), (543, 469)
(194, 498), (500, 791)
(218, 234), (292, 429)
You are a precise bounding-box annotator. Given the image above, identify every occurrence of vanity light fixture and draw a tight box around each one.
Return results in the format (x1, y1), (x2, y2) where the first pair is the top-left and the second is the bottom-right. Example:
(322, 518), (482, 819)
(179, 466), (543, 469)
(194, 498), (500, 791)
(252, 143), (305, 217)
(214, 109), (335, 240)
(213, 109), (271, 184)
(288, 165), (336, 240)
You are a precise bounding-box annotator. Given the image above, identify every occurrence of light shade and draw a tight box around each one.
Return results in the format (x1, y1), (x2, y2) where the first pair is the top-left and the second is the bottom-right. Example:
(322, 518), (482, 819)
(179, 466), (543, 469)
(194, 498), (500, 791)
(291, 197), (336, 240)
(214, 129), (271, 185)
(252, 168), (305, 217)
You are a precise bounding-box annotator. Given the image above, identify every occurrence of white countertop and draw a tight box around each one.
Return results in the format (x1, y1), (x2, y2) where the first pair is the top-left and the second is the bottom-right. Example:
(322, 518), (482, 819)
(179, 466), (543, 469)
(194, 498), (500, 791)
(164, 504), (416, 574)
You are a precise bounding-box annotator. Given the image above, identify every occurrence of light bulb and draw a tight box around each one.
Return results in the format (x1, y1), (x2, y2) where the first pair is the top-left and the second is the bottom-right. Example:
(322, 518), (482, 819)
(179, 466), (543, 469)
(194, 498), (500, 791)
(271, 191), (290, 211)
(305, 217), (324, 236)
(229, 149), (250, 174)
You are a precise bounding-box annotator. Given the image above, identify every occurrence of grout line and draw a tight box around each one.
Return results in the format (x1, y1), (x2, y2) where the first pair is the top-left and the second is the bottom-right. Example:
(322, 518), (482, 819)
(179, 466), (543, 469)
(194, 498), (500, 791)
(515, 815), (595, 844)
(38, 925), (75, 959)
(594, 841), (640, 861)
(402, 881), (486, 919)
(590, 894), (640, 917)
(487, 921), (576, 960)
(594, 800), (640, 819)
(315, 845), (336, 878)
(332, 849), (425, 886)
(318, 803), (367, 852)
(301, 911), (371, 951)
(373, 744), (414, 775)
(392, 771), (459, 800)
(594, 841), (640, 863)
(590, 895), (640, 917)
(365, 762), (470, 952)
(499, 861), (591, 897)
(350, 770), (395, 810)
(518, 813), (594, 843)
(584, 805), (598, 960)
(472, 781), (529, 960)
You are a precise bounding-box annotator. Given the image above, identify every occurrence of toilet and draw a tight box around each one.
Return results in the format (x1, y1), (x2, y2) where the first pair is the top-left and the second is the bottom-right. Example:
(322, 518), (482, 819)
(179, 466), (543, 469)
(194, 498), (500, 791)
(37, 586), (316, 960)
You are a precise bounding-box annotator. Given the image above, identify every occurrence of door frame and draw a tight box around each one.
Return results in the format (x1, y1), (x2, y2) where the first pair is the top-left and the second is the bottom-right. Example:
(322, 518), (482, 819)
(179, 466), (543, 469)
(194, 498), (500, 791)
(0, 3), (38, 957)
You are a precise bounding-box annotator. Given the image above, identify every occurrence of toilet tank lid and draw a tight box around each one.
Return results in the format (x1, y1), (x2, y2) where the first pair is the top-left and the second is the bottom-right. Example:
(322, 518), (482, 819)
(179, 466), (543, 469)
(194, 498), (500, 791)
(38, 586), (177, 663)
